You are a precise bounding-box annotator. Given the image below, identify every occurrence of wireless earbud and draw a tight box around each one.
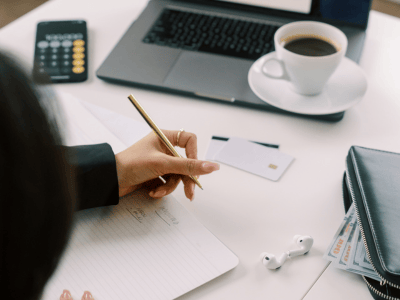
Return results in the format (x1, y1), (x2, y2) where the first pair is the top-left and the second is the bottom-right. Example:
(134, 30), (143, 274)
(260, 252), (289, 269)
(288, 235), (313, 257)
(260, 235), (314, 270)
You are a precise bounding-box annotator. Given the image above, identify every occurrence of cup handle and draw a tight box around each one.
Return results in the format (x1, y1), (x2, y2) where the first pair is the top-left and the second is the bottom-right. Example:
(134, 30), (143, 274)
(261, 58), (290, 81)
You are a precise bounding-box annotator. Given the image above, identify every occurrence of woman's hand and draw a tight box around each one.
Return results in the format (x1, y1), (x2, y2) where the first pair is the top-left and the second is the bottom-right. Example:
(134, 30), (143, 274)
(115, 130), (220, 200)
(60, 290), (93, 299)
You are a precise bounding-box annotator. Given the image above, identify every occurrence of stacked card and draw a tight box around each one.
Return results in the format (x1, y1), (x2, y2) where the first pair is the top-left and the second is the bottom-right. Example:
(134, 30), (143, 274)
(205, 136), (294, 181)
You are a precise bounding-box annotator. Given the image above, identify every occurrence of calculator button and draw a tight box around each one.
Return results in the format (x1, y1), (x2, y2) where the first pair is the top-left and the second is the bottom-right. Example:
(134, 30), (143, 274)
(52, 48), (59, 53)
(39, 55), (46, 60)
(73, 39), (85, 46)
(62, 40), (73, 47)
(72, 66), (85, 74)
(37, 41), (49, 49)
(61, 68), (70, 73)
(50, 61), (59, 67)
(46, 67), (61, 74)
(63, 48), (70, 53)
(72, 59), (84, 66)
(63, 61), (70, 66)
(72, 47), (85, 53)
(74, 33), (83, 39)
(50, 41), (61, 48)
(38, 61), (45, 67)
(72, 53), (85, 59)
(51, 54), (58, 60)
(63, 54), (70, 59)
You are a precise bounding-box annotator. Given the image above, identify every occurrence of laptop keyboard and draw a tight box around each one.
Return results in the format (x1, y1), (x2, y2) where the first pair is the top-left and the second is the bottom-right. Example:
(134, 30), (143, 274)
(143, 9), (280, 61)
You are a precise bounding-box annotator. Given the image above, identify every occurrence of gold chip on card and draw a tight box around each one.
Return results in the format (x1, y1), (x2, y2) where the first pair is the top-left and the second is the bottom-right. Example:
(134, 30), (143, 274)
(269, 164), (278, 169)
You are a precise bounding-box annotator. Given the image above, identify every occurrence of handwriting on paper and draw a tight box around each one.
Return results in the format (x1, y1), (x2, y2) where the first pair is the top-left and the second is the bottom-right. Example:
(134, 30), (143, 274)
(128, 207), (146, 223)
(155, 207), (179, 226)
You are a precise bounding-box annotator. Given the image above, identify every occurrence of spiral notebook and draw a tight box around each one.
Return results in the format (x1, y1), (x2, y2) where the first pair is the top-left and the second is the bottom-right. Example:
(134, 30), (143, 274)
(41, 94), (238, 300)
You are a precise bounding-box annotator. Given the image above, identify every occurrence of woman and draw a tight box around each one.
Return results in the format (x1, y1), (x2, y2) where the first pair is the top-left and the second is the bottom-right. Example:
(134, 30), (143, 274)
(0, 52), (219, 300)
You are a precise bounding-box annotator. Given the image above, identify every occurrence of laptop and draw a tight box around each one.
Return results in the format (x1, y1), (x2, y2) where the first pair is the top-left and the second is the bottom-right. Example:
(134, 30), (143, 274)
(96, 0), (372, 122)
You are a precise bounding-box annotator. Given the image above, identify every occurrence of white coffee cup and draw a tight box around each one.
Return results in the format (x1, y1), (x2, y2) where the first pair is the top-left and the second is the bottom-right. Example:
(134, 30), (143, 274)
(262, 21), (348, 95)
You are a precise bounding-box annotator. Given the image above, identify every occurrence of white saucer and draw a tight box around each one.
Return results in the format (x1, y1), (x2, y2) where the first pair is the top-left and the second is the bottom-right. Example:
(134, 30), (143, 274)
(248, 52), (368, 115)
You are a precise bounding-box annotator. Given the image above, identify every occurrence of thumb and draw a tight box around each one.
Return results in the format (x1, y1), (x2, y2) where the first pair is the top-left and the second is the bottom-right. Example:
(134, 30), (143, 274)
(166, 157), (220, 176)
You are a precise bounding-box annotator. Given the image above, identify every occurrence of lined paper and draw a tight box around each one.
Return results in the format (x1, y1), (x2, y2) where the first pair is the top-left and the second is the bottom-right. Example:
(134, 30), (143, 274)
(42, 191), (238, 300)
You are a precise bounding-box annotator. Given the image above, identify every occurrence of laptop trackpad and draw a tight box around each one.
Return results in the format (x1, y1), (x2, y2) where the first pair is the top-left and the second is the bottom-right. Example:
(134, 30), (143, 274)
(163, 52), (253, 100)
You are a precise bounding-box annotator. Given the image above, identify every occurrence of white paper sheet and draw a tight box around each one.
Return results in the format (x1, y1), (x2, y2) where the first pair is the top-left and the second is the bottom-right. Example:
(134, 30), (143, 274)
(80, 99), (151, 148)
(43, 191), (238, 300)
(57, 92), (151, 152)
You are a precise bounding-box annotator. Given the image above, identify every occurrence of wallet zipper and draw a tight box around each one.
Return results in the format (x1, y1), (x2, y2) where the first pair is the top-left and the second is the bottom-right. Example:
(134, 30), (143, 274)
(345, 164), (400, 291)
(362, 276), (400, 300)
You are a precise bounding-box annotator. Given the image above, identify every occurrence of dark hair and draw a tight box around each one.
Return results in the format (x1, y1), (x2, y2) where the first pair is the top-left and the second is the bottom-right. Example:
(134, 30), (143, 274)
(0, 52), (74, 299)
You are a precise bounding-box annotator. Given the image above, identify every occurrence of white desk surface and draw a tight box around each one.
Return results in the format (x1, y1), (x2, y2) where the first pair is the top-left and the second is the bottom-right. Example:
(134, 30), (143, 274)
(1, 1), (400, 299)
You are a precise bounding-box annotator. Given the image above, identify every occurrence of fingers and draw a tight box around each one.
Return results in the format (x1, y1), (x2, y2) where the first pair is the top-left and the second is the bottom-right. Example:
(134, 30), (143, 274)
(182, 175), (196, 201)
(82, 291), (93, 300)
(60, 290), (94, 300)
(60, 290), (72, 300)
(179, 132), (198, 160)
(163, 157), (220, 176)
(164, 130), (198, 160)
(149, 175), (181, 198)
(148, 174), (195, 201)
(161, 130), (219, 177)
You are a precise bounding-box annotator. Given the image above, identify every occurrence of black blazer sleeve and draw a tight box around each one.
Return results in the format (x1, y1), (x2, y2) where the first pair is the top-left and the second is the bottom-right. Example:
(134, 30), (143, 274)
(63, 143), (119, 211)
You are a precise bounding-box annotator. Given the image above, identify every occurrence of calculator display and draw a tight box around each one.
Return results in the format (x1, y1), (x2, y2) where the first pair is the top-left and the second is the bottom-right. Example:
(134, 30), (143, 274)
(33, 20), (88, 83)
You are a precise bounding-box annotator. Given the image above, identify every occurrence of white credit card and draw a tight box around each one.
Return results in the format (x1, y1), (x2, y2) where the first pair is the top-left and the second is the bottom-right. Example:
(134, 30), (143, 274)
(214, 137), (294, 181)
(205, 136), (279, 161)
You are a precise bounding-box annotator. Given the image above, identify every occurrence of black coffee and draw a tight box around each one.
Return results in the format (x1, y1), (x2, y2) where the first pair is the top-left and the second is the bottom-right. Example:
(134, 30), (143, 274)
(283, 37), (337, 57)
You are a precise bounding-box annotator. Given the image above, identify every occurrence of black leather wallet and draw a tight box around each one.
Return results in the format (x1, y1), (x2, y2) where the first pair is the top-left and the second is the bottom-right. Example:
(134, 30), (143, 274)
(343, 146), (400, 300)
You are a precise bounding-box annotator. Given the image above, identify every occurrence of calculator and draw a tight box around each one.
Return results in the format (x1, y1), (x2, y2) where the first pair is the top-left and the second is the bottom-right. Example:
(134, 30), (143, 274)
(33, 20), (88, 83)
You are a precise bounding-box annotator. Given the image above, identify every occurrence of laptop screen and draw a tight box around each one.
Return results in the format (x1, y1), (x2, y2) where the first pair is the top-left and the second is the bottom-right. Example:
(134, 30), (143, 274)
(214, 0), (372, 26)
(217, 0), (312, 14)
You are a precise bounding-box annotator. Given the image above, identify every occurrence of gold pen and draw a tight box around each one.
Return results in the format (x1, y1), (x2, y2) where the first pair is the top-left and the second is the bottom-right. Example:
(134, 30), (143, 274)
(127, 94), (203, 190)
